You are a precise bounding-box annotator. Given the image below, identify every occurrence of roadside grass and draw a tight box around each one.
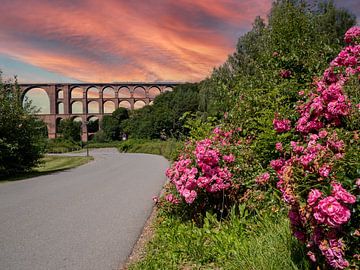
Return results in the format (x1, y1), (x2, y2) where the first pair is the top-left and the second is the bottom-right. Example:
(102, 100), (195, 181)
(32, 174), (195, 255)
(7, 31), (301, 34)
(118, 139), (181, 161)
(129, 207), (310, 270)
(0, 155), (93, 182)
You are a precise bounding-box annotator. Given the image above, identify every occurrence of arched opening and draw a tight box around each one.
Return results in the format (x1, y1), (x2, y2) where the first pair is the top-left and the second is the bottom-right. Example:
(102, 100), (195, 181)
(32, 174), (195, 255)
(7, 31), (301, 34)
(118, 87), (131, 98)
(88, 101), (99, 114)
(163, 86), (173, 93)
(103, 101), (115, 114)
(71, 87), (83, 98)
(134, 100), (146, 110)
(119, 100), (131, 109)
(133, 87), (146, 98)
(71, 101), (83, 114)
(72, 116), (83, 123)
(57, 90), (64, 99)
(57, 102), (64, 114)
(148, 87), (161, 99)
(87, 87), (99, 99)
(87, 116), (99, 133)
(23, 87), (50, 114)
(103, 87), (115, 98)
(56, 117), (63, 133)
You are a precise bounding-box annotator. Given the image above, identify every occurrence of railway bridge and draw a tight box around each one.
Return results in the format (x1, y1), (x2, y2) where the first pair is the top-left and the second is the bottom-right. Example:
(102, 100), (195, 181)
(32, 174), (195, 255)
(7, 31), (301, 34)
(19, 82), (180, 141)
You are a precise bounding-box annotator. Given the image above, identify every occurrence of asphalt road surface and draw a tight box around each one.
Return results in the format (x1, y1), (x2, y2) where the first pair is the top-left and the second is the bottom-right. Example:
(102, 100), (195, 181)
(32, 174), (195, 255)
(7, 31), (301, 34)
(0, 149), (169, 270)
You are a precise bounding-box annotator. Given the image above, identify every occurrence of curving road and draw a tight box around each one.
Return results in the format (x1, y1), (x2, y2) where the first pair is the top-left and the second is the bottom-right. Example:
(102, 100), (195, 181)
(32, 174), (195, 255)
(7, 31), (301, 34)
(0, 149), (169, 270)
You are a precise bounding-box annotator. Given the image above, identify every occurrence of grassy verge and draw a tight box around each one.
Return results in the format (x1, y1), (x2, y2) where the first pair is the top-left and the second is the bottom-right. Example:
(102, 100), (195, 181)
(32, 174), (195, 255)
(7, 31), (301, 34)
(46, 139), (82, 153)
(87, 141), (124, 148)
(0, 155), (93, 182)
(129, 207), (310, 270)
(118, 139), (181, 161)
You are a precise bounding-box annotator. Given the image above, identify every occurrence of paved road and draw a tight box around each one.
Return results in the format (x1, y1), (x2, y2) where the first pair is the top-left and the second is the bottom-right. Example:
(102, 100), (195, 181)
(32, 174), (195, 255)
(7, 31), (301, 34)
(0, 149), (169, 270)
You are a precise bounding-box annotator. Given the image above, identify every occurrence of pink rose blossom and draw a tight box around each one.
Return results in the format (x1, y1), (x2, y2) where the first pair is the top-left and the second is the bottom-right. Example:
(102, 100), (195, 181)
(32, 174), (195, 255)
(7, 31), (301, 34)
(314, 196), (351, 227)
(307, 189), (322, 206)
(273, 118), (291, 133)
(319, 164), (331, 178)
(331, 182), (356, 204)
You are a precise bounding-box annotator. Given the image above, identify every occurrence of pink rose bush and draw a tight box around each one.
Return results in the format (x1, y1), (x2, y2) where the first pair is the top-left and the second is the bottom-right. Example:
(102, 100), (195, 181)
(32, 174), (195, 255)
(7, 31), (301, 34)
(271, 28), (360, 269)
(165, 127), (240, 208)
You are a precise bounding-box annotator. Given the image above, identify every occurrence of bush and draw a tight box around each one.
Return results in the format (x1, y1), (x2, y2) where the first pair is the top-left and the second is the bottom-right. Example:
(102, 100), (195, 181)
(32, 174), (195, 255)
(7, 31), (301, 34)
(270, 27), (360, 269)
(101, 107), (129, 140)
(58, 119), (81, 142)
(0, 75), (47, 176)
(46, 139), (81, 153)
(118, 139), (181, 161)
(122, 83), (200, 139)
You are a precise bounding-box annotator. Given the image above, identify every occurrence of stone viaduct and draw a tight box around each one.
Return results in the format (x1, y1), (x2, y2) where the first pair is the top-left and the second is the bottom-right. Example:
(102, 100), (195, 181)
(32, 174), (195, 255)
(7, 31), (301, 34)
(19, 82), (180, 141)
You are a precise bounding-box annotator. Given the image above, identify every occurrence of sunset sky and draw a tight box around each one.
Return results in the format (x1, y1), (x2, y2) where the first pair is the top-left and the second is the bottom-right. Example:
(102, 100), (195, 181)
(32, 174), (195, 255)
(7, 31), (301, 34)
(0, 0), (359, 83)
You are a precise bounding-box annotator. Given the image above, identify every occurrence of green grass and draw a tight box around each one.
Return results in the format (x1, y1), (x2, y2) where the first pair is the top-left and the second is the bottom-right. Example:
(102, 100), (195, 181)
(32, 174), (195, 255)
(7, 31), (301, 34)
(87, 141), (124, 148)
(118, 139), (181, 160)
(129, 207), (310, 270)
(0, 155), (93, 182)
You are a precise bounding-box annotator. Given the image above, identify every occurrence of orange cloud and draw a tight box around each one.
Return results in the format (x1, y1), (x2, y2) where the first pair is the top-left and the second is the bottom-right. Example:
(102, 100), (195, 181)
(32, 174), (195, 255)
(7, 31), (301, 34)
(0, 0), (272, 82)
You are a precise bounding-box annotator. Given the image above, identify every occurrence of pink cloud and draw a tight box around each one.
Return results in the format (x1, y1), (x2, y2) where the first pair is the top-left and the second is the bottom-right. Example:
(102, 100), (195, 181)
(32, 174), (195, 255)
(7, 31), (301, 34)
(0, 0), (272, 82)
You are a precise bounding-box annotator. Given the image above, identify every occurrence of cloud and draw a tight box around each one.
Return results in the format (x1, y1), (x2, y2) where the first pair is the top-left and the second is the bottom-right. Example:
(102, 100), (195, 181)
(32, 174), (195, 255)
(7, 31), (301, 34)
(0, 0), (273, 82)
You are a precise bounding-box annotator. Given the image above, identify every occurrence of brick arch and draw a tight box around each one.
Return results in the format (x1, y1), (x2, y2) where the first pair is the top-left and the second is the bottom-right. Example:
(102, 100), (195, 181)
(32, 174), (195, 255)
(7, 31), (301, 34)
(55, 117), (64, 133)
(57, 102), (64, 114)
(134, 100), (146, 110)
(87, 100), (100, 113)
(71, 101), (83, 114)
(103, 86), (115, 98)
(22, 87), (51, 114)
(133, 86), (146, 98)
(119, 100), (131, 109)
(57, 89), (64, 99)
(148, 86), (161, 99)
(103, 100), (115, 114)
(70, 86), (84, 99)
(86, 86), (99, 99)
(118, 86), (131, 98)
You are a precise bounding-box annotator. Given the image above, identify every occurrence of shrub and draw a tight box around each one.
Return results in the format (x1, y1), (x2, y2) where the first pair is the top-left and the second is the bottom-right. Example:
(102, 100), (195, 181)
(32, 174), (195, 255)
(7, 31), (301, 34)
(164, 127), (247, 218)
(58, 119), (81, 142)
(0, 75), (47, 176)
(271, 27), (360, 269)
(46, 139), (81, 153)
(122, 83), (200, 139)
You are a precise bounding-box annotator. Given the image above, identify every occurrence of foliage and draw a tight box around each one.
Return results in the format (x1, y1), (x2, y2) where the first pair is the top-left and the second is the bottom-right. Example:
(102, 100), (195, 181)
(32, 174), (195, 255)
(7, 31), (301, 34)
(199, 0), (356, 168)
(270, 27), (360, 269)
(165, 128), (241, 214)
(58, 119), (82, 142)
(0, 75), (47, 176)
(130, 209), (310, 270)
(122, 83), (200, 139)
(87, 118), (99, 133)
(118, 139), (181, 161)
(101, 107), (129, 140)
(46, 138), (81, 153)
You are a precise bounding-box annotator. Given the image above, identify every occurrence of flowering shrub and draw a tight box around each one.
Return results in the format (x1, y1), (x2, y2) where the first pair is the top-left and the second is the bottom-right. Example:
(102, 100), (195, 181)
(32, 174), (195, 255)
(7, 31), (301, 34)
(164, 127), (241, 214)
(271, 26), (360, 269)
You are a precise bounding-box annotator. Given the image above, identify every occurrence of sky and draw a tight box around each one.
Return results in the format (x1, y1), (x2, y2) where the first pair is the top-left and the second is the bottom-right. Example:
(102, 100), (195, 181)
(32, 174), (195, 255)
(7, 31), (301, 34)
(0, 0), (359, 84)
